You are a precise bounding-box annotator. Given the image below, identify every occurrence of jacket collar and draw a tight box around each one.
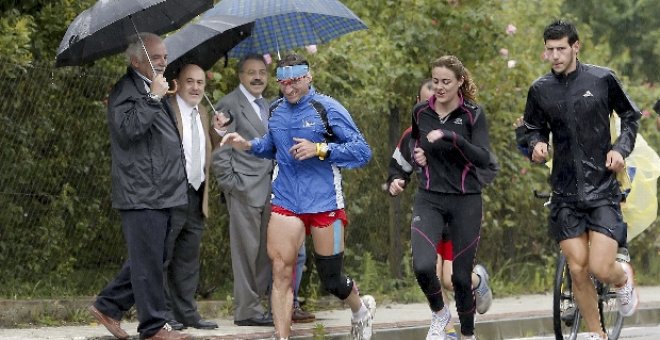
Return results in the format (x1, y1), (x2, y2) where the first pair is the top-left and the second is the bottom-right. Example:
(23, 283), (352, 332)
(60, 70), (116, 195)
(288, 86), (316, 106)
(127, 67), (150, 94)
(551, 61), (582, 81)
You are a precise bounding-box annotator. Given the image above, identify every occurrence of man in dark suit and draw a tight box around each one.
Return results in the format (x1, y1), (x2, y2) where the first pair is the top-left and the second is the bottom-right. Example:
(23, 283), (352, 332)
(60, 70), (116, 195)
(212, 54), (273, 326)
(88, 32), (192, 340)
(163, 64), (223, 330)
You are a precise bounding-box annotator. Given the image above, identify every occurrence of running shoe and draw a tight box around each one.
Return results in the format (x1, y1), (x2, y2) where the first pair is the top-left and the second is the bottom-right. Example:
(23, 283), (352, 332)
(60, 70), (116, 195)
(616, 247), (630, 263)
(426, 306), (451, 340)
(473, 264), (493, 314)
(615, 262), (639, 317)
(351, 295), (376, 340)
(445, 326), (458, 340)
(584, 332), (607, 340)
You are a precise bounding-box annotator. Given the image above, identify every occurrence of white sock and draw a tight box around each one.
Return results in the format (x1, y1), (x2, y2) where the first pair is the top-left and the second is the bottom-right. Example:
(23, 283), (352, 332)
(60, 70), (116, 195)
(352, 302), (368, 321)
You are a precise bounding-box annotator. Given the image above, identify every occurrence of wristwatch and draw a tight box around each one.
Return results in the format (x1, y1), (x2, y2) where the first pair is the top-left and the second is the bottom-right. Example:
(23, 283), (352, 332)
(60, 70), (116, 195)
(317, 143), (330, 160)
(147, 92), (162, 102)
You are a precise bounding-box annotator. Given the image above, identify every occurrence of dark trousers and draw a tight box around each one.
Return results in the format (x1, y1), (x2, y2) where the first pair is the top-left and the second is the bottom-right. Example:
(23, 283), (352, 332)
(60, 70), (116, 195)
(94, 209), (171, 338)
(164, 185), (204, 324)
(411, 191), (483, 336)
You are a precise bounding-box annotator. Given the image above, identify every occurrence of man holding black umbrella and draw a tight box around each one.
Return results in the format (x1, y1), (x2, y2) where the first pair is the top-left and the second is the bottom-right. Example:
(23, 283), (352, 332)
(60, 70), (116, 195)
(88, 32), (192, 340)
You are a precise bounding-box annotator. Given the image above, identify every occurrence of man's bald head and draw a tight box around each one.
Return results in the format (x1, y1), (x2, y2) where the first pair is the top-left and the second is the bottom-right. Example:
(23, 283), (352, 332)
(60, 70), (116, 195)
(176, 64), (206, 106)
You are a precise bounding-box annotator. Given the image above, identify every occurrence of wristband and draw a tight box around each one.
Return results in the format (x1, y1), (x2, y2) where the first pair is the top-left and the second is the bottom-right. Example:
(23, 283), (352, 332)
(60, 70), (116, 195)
(316, 143), (328, 160)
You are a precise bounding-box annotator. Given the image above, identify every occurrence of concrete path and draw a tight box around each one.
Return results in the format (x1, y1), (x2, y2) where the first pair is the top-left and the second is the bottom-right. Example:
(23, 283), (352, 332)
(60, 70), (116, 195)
(0, 286), (658, 339)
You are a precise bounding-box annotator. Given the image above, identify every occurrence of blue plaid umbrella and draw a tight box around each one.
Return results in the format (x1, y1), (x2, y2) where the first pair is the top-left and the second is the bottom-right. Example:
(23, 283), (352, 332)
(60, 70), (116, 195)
(202, 0), (367, 58)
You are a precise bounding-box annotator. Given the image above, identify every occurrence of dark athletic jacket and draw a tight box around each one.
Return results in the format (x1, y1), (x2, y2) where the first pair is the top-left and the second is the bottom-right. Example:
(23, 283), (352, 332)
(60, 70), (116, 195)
(523, 62), (641, 202)
(410, 96), (495, 194)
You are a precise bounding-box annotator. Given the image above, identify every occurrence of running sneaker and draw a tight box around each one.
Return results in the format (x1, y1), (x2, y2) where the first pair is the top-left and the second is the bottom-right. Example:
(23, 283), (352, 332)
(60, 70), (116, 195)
(615, 262), (639, 317)
(445, 326), (458, 340)
(473, 264), (493, 314)
(461, 336), (476, 340)
(351, 295), (376, 340)
(584, 332), (607, 340)
(426, 306), (451, 340)
(616, 247), (630, 263)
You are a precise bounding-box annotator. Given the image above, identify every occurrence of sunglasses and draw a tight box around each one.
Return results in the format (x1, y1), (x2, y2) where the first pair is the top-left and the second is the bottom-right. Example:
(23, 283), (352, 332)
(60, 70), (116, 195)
(276, 75), (308, 86)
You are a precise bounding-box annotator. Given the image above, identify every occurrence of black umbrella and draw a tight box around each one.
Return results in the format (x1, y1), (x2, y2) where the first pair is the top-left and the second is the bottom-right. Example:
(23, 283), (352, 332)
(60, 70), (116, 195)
(55, 0), (213, 68)
(163, 15), (253, 80)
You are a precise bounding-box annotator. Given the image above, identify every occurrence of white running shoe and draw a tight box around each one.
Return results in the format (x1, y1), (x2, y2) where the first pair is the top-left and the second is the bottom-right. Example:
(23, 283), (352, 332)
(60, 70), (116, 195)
(351, 295), (376, 340)
(473, 264), (493, 314)
(445, 326), (458, 340)
(584, 332), (607, 340)
(615, 262), (639, 317)
(426, 306), (451, 340)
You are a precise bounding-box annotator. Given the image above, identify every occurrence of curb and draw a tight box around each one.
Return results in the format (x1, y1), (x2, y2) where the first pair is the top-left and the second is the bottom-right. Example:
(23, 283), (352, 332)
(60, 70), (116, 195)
(293, 304), (660, 340)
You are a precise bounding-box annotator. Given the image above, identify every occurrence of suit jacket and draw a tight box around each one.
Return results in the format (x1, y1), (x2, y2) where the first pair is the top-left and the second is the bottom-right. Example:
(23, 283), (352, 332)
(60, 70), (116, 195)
(211, 87), (273, 207)
(167, 95), (216, 218)
(107, 68), (187, 210)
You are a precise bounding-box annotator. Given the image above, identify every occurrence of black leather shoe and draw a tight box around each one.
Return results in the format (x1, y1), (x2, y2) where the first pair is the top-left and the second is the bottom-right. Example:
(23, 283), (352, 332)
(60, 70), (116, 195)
(234, 314), (274, 326)
(185, 319), (218, 329)
(167, 319), (185, 330)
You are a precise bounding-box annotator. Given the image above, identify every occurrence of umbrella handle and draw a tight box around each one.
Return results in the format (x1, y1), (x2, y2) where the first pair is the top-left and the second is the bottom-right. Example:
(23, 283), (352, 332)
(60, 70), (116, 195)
(166, 80), (178, 95)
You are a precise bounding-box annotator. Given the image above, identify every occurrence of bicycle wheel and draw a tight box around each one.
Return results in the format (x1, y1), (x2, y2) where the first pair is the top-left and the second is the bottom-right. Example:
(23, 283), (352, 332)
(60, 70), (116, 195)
(553, 252), (581, 340)
(596, 280), (624, 339)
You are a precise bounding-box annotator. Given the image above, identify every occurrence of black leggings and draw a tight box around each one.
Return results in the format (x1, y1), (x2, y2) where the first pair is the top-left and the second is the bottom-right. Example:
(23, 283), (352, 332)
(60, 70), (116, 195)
(411, 190), (482, 336)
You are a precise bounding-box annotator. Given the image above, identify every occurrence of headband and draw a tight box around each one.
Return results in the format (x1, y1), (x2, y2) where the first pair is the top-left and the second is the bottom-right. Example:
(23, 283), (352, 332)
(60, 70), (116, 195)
(276, 64), (309, 81)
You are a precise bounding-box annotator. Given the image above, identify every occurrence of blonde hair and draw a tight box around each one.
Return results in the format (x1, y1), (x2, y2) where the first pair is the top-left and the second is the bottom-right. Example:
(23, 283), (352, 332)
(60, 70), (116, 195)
(430, 55), (477, 103)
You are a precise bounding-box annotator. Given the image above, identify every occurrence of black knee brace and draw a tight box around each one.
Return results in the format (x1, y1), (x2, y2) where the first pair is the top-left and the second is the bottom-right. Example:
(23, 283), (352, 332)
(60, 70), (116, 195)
(314, 252), (354, 300)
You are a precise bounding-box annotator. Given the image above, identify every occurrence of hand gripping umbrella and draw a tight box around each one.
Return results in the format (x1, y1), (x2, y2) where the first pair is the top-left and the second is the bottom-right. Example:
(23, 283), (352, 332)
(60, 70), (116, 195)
(202, 0), (367, 59)
(55, 0), (213, 70)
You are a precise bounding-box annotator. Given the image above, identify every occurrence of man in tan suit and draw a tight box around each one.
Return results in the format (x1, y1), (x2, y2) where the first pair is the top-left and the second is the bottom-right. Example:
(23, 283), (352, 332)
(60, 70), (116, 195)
(212, 54), (274, 326)
(163, 64), (224, 330)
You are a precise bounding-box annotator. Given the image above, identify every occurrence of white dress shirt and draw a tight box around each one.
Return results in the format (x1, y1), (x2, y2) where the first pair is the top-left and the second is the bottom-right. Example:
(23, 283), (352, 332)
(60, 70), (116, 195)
(176, 94), (206, 185)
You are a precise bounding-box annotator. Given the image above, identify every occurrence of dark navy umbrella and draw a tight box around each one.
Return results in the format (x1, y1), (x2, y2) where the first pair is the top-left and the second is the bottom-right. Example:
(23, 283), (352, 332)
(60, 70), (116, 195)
(56, 0), (213, 67)
(202, 0), (367, 58)
(163, 15), (253, 80)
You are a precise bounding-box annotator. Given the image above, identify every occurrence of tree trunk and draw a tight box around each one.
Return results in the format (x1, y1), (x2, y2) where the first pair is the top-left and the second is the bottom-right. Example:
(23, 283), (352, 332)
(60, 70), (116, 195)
(388, 105), (403, 279)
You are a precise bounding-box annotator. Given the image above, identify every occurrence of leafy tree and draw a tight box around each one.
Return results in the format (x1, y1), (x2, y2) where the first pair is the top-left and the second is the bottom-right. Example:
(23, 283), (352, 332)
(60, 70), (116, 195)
(565, 0), (660, 83)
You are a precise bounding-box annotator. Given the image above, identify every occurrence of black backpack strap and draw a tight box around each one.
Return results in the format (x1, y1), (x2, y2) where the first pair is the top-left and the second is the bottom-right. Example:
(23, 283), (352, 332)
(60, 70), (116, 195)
(269, 97), (285, 117)
(310, 99), (335, 142)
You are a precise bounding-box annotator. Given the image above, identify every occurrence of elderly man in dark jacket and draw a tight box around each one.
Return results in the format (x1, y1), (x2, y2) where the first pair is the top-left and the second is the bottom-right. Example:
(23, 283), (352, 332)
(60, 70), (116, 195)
(87, 32), (191, 340)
